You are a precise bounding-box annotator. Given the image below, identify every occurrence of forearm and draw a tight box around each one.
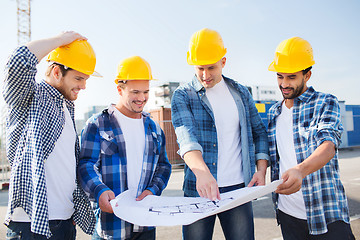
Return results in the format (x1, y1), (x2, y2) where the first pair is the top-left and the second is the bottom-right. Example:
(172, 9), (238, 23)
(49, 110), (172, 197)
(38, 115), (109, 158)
(26, 31), (87, 61)
(26, 36), (65, 61)
(256, 159), (268, 175)
(78, 159), (110, 201)
(296, 141), (335, 178)
(183, 150), (210, 177)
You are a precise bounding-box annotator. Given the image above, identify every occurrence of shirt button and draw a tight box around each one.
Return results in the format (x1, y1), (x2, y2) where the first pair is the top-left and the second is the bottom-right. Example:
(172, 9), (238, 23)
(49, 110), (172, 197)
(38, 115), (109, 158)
(213, 163), (216, 166)
(213, 144), (216, 147)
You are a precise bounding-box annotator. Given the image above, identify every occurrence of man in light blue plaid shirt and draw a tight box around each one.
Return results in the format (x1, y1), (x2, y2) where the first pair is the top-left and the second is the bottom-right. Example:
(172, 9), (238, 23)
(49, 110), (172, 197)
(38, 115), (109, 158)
(267, 37), (354, 239)
(78, 56), (171, 240)
(3, 32), (98, 239)
(171, 28), (269, 240)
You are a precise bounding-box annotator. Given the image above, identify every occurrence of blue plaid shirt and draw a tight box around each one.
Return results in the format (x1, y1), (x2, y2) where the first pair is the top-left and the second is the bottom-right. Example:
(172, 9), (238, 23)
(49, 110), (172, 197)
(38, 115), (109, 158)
(268, 86), (350, 235)
(78, 106), (171, 239)
(171, 76), (269, 197)
(2, 46), (95, 238)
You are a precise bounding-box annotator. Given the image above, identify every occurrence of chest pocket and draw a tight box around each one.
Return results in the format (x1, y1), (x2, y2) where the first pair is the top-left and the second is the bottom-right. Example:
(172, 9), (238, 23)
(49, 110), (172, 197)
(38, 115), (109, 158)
(299, 119), (318, 143)
(100, 131), (118, 155)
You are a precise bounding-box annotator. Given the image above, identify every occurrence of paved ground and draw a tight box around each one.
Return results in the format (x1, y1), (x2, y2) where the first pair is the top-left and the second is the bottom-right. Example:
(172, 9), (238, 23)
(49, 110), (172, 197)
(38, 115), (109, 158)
(0, 147), (359, 239)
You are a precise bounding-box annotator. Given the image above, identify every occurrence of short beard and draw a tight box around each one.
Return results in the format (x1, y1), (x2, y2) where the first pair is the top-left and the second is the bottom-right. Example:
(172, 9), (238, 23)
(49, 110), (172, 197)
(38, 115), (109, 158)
(280, 78), (306, 99)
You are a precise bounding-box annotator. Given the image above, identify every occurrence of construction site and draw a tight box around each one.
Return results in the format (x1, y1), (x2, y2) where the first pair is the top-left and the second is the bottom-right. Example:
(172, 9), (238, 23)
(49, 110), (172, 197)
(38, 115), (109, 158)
(0, 0), (360, 239)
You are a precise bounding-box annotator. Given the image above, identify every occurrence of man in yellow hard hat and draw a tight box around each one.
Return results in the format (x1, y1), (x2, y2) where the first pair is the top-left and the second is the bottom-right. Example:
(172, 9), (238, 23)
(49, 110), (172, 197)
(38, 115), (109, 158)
(171, 28), (269, 240)
(3, 31), (99, 239)
(78, 56), (171, 240)
(267, 37), (355, 239)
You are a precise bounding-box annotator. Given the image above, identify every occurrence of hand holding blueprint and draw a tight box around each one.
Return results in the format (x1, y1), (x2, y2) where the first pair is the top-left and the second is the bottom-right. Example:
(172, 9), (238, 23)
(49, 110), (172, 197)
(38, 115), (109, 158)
(110, 180), (282, 226)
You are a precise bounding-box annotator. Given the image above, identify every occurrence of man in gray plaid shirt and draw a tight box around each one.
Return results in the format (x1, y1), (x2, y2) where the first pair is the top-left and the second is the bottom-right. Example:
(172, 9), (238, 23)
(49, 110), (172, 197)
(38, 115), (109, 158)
(3, 31), (100, 239)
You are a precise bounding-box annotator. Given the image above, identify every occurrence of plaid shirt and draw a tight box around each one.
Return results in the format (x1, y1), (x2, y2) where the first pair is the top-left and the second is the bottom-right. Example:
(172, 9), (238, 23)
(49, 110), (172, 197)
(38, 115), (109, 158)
(78, 106), (171, 239)
(268, 86), (350, 235)
(2, 46), (95, 238)
(171, 76), (269, 197)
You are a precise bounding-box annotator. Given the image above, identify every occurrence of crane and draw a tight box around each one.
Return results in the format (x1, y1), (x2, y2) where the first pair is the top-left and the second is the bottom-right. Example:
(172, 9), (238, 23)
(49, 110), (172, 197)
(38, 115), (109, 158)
(16, 0), (31, 45)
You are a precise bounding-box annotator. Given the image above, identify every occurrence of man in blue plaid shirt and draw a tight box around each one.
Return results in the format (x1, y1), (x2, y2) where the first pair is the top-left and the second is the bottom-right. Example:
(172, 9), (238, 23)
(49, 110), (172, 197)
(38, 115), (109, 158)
(3, 32), (99, 239)
(78, 56), (171, 240)
(171, 28), (269, 240)
(267, 37), (355, 239)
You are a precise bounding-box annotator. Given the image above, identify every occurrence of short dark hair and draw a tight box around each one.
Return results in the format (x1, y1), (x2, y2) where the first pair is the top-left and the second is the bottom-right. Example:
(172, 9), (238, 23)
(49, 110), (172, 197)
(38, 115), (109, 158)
(45, 63), (72, 77)
(117, 80), (127, 89)
(302, 66), (312, 75)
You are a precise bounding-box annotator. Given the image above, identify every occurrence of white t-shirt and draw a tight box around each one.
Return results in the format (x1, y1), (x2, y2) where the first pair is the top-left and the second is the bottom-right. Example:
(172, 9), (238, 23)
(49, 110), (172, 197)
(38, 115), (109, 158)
(276, 101), (307, 220)
(205, 79), (243, 187)
(13, 103), (77, 221)
(112, 106), (145, 192)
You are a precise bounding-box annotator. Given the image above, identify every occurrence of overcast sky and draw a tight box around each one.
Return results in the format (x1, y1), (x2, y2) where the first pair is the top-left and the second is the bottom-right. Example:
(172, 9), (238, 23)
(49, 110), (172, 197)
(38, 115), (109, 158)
(1, 0), (359, 119)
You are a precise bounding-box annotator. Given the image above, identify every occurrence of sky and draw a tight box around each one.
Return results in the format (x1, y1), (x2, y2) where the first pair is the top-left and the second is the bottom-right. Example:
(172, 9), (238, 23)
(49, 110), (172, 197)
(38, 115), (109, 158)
(0, 0), (359, 120)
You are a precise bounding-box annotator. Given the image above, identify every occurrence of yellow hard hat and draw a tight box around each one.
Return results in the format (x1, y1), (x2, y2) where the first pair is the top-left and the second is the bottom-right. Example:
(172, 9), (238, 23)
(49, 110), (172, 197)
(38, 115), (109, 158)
(268, 37), (315, 73)
(187, 28), (227, 65)
(115, 56), (155, 84)
(47, 40), (101, 77)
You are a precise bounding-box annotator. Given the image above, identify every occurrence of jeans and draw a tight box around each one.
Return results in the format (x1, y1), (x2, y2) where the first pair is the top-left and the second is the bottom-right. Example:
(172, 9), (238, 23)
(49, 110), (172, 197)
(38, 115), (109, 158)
(6, 219), (76, 240)
(183, 183), (254, 240)
(278, 210), (355, 240)
(92, 228), (156, 240)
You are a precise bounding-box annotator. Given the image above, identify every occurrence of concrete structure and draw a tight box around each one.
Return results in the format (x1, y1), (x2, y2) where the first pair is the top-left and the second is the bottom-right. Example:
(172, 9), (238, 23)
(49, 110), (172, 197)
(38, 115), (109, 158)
(146, 82), (180, 110)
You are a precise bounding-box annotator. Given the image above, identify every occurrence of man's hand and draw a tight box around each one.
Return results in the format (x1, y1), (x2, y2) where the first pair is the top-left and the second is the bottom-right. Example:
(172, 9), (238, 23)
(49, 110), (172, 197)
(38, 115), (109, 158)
(98, 190), (115, 213)
(248, 171), (266, 187)
(55, 31), (87, 48)
(196, 171), (220, 201)
(136, 190), (153, 201)
(26, 31), (87, 61)
(182, 150), (220, 200)
(276, 167), (303, 195)
(248, 159), (267, 187)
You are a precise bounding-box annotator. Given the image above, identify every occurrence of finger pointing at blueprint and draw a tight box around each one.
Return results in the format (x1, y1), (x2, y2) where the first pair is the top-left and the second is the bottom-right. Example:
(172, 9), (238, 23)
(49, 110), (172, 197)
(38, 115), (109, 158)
(110, 180), (282, 226)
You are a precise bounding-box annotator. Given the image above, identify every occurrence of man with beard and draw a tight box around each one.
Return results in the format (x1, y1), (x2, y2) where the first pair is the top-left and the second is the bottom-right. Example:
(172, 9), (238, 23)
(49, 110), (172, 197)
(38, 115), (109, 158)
(78, 56), (171, 240)
(267, 37), (355, 240)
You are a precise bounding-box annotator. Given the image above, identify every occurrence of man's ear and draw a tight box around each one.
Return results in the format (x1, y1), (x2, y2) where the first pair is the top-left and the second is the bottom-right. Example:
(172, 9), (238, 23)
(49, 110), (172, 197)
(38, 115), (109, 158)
(51, 65), (62, 81)
(304, 70), (312, 83)
(117, 85), (123, 96)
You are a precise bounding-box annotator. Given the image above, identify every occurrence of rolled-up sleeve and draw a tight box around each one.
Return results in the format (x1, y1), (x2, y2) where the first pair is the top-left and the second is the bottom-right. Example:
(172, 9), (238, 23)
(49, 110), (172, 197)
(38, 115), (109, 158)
(171, 88), (203, 158)
(314, 95), (343, 148)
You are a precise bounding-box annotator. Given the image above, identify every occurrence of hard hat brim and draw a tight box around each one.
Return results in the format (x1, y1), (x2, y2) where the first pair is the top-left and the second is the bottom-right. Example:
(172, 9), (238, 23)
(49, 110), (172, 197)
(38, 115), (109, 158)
(91, 71), (103, 77)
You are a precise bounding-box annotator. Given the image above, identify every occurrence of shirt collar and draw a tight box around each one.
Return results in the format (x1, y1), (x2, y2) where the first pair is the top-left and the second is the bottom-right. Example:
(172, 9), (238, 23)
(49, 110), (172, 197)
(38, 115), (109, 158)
(191, 75), (226, 92)
(40, 80), (74, 108)
(40, 79), (63, 98)
(297, 86), (315, 103)
(106, 104), (150, 118)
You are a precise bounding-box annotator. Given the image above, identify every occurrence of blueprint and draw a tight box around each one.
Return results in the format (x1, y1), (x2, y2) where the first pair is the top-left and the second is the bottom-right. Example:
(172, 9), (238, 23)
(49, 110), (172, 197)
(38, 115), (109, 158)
(110, 180), (282, 226)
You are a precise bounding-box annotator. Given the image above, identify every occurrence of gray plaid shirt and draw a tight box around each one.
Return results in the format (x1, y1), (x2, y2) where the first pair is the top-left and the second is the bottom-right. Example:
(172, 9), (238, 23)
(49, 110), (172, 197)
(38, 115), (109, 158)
(3, 46), (95, 238)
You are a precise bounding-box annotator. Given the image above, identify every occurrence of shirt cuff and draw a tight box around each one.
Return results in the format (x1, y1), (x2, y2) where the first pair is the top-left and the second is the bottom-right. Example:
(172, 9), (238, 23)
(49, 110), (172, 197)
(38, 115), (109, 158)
(255, 153), (269, 161)
(315, 130), (341, 148)
(178, 142), (203, 159)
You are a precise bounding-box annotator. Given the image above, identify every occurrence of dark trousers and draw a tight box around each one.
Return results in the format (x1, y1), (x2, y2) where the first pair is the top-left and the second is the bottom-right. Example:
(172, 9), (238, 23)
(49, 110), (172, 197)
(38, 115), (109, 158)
(6, 219), (76, 240)
(92, 228), (155, 240)
(183, 183), (254, 240)
(278, 210), (355, 240)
